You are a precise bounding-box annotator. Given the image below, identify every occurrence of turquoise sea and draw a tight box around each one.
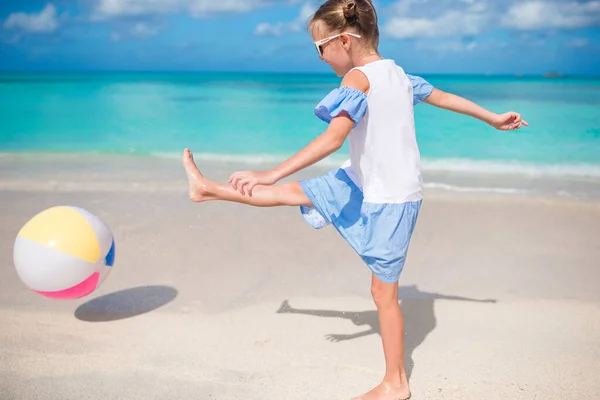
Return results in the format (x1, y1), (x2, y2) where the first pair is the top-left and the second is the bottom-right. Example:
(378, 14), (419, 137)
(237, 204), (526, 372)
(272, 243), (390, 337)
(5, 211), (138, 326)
(1, 72), (600, 196)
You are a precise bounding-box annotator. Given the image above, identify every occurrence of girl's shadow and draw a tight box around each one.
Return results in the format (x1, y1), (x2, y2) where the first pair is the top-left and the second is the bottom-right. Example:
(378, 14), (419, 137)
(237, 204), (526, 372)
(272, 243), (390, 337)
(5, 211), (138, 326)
(276, 285), (496, 380)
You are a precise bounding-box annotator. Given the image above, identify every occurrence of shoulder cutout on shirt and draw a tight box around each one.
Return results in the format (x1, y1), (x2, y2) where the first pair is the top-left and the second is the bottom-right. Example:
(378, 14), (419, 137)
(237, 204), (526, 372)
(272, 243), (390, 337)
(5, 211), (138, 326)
(341, 68), (370, 94)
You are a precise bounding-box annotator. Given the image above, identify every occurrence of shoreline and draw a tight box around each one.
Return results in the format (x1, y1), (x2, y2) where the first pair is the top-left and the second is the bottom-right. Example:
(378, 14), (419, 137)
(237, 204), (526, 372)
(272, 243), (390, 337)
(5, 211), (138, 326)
(1, 151), (599, 202)
(4, 150), (600, 176)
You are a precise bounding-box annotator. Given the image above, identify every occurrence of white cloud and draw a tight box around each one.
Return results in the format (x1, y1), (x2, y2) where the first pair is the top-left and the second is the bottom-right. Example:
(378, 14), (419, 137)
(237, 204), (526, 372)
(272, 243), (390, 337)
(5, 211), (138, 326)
(256, 21), (286, 36)
(383, 0), (492, 39)
(385, 11), (489, 39)
(3, 3), (60, 33)
(415, 40), (475, 53)
(502, 1), (600, 30)
(93, 0), (270, 20)
(383, 0), (600, 39)
(415, 38), (508, 53)
(130, 22), (161, 37)
(94, 0), (177, 18)
(568, 37), (589, 47)
(188, 0), (266, 17)
(255, 2), (315, 36)
(298, 2), (316, 21)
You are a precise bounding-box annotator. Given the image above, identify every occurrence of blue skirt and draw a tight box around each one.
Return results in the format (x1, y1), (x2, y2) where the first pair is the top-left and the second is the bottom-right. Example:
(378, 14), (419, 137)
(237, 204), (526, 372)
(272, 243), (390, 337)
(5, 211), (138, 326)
(299, 166), (421, 283)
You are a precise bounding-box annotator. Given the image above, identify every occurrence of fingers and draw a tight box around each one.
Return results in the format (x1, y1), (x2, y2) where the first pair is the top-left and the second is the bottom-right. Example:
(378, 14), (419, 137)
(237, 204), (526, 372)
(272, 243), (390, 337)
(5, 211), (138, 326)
(241, 179), (259, 197)
(506, 112), (528, 130)
(228, 172), (239, 189)
(229, 171), (248, 191)
(228, 172), (255, 196)
(246, 182), (256, 197)
(238, 178), (249, 196)
(229, 177), (237, 190)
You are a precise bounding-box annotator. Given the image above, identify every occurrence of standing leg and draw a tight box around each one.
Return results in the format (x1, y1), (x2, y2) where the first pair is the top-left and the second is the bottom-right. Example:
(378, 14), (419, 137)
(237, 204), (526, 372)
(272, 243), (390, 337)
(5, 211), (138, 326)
(182, 148), (312, 207)
(352, 274), (411, 400)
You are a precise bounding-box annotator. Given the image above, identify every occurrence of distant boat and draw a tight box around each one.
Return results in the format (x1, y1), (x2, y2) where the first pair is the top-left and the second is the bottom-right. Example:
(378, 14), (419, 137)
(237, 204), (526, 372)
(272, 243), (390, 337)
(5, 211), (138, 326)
(543, 72), (564, 78)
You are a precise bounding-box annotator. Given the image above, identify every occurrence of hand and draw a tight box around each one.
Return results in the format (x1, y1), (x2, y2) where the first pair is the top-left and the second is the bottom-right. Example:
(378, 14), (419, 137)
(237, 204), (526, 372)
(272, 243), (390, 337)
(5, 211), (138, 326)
(325, 334), (351, 343)
(228, 169), (278, 196)
(490, 112), (529, 131)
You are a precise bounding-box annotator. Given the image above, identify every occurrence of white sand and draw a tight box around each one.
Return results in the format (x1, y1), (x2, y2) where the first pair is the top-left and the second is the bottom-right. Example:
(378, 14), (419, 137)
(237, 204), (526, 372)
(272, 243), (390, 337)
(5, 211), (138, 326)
(1, 154), (599, 400)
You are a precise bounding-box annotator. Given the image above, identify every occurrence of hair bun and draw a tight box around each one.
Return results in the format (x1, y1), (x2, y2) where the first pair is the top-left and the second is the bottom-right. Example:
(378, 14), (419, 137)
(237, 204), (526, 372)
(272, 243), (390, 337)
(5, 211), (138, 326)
(343, 1), (357, 21)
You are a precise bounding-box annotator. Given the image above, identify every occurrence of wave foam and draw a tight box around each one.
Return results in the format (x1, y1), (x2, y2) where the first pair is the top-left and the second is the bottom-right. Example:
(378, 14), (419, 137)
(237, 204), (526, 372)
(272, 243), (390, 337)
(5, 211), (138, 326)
(3, 151), (599, 179)
(151, 152), (600, 178)
(423, 182), (531, 195)
(420, 158), (600, 178)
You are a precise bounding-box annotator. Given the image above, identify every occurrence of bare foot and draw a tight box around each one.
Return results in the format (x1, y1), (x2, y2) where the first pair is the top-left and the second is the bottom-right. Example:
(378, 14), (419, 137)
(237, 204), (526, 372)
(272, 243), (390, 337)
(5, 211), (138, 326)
(182, 148), (214, 202)
(351, 380), (411, 400)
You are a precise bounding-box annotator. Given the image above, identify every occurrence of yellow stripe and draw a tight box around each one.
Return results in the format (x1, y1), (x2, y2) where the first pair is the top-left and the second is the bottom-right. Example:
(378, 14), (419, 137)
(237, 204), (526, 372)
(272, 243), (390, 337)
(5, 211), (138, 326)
(18, 206), (100, 263)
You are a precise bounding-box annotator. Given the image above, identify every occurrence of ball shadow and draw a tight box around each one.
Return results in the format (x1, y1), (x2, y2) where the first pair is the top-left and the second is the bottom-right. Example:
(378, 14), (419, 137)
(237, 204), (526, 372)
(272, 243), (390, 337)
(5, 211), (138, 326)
(74, 285), (178, 322)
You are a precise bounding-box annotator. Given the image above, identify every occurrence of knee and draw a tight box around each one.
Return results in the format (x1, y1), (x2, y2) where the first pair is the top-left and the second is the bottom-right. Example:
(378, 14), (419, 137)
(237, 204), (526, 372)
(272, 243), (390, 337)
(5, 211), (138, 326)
(371, 278), (398, 309)
(284, 182), (312, 207)
(287, 182), (306, 199)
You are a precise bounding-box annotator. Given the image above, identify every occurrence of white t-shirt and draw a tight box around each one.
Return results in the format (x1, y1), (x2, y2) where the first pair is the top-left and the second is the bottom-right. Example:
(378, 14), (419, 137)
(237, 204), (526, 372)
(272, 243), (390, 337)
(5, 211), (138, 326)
(314, 59), (432, 204)
(350, 59), (423, 203)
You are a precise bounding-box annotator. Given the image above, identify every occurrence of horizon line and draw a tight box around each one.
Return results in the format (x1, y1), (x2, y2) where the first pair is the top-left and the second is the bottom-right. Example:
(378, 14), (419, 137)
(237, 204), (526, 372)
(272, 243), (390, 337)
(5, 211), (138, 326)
(0, 69), (597, 78)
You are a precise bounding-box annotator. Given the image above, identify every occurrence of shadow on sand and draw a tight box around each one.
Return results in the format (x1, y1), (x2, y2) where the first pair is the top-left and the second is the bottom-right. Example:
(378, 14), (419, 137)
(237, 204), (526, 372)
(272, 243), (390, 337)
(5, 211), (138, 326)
(75, 285), (178, 322)
(276, 284), (496, 380)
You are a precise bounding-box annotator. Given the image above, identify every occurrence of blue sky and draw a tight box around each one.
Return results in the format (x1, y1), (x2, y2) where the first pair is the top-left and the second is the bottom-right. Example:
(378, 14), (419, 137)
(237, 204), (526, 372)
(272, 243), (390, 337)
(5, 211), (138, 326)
(0, 0), (599, 75)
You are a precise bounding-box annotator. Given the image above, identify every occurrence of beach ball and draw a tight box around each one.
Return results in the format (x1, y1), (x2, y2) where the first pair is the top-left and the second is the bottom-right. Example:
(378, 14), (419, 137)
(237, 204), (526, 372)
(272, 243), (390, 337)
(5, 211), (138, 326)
(13, 206), (115, 299)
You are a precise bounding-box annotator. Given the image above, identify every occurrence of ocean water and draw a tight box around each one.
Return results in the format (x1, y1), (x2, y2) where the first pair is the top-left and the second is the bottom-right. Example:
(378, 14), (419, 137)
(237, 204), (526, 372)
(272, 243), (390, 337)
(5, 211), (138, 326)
(1, 72), (600, 197)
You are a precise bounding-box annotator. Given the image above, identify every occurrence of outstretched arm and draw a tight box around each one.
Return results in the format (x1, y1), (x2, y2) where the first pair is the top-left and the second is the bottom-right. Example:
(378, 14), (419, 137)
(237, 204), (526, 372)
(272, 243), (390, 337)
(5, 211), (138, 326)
(407, 74), (528, 131)
(228, 113), (352, 196)
(229, 69), (369, 196)
(424, 88), (528, 130)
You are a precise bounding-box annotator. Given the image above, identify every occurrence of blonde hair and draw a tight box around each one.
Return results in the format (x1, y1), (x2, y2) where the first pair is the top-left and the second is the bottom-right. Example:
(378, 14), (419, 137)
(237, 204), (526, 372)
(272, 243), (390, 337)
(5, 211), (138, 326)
(308, 0), (379, 48)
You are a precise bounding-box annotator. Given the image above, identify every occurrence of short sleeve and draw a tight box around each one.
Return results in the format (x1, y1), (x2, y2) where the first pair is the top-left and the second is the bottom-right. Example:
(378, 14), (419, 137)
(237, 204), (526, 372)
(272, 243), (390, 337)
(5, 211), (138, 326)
(314, 86), (367, 127)
(407, 74), (434, 105)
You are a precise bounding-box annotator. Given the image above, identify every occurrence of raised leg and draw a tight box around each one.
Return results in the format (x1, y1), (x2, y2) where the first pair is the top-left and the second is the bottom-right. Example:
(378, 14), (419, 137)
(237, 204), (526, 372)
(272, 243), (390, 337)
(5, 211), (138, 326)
(182, 148), (313, 207)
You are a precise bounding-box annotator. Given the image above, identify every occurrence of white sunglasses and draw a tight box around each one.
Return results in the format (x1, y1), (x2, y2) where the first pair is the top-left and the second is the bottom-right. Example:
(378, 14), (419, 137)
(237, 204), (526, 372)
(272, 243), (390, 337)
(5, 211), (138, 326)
(314, 32), (361, 58)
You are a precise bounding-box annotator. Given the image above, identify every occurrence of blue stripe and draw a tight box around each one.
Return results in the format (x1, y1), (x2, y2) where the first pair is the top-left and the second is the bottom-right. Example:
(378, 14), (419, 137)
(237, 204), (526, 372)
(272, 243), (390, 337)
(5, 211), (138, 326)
(104, 239), (115, 267)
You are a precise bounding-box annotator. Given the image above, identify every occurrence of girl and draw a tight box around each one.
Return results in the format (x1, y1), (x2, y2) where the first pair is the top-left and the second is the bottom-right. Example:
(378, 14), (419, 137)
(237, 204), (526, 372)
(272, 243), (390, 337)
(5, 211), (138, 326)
(182, 1), (527, 399)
